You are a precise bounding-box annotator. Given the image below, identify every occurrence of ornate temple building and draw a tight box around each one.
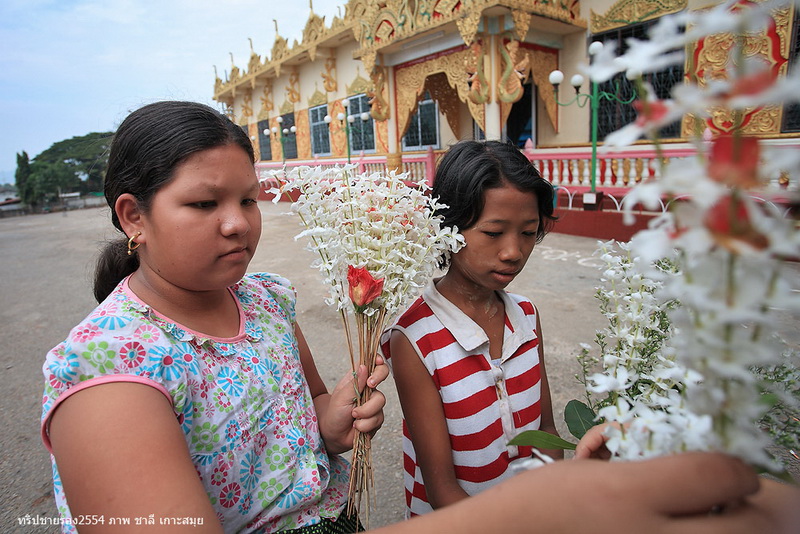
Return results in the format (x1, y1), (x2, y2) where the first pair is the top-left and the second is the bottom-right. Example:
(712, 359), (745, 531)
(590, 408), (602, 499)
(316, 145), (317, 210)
(213, 0), (798, 234)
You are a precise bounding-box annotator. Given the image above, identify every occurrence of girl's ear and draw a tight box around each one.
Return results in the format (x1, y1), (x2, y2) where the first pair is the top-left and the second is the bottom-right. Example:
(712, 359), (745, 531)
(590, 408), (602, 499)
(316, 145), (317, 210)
(115, 193), (144, 240)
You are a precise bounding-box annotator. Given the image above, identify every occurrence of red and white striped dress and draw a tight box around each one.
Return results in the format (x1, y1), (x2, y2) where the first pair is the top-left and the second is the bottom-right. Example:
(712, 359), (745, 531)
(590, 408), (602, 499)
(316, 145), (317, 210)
(381, 281), (542, 517)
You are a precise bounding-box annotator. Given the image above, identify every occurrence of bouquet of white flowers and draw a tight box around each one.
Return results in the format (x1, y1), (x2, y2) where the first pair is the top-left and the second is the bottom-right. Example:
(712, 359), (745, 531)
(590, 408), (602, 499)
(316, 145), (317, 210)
(264, 165), (464, 523)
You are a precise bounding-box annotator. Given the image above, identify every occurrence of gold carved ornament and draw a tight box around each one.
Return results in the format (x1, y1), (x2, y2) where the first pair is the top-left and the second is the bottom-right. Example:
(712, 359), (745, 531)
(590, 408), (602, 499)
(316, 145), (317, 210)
(287, 70), (301, 104)
(426, 72), (461, 137)
(456, 9), (482, 46)
(591, 0), (687, 33)
(240, 92), (253, 124)
(465, 40), (490, 105)
(258, 82), (274, 121)
(369, 66), (391, 121)
(347, 69), (372, 96)
(280, 99), (294, 115)
(375, 115), (390, 153)
(247, 38), (262, 75)
(683, 2), (791, 136)
(497, 35), (529, 125)
(323, 56), (338, 93)
(395, 45), (485, 140)
(308, 85), (327, 108)
(526, 46), (559, 132)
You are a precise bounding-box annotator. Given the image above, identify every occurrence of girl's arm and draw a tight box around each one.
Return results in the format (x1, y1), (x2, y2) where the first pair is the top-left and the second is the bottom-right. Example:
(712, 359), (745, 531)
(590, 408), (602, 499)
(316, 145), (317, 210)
(389, 331), (469, 508)
(48, 382), (223, 533)
(533, 311), (564, 459)
(295, 324), (388, 455)
(369, 452), (799, 534)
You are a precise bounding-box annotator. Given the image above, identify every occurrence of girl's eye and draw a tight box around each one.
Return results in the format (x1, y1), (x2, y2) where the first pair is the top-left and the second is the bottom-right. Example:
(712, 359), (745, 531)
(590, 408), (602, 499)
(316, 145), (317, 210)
(483, 231), (501, 238)
(242, 198), (258, 206)
(523, 231), (537, 237)
(193, 201), (216, 209)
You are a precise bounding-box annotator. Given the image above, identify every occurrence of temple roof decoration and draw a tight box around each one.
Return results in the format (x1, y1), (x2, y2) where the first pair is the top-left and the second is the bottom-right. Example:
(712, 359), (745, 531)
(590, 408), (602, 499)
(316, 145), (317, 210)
(590, 0), (686, 33)
(213, 0), (586, 104)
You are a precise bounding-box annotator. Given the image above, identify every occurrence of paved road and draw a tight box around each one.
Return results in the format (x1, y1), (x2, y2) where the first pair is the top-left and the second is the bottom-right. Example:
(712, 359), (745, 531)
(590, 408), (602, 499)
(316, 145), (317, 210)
(0, 201), (746, 530)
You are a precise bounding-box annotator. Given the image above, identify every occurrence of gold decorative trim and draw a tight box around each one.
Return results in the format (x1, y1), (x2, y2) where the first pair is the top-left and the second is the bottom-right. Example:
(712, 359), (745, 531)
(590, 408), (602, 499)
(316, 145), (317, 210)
(497, 36), (528, 104)
(241, 91), (253, 123)
(511, 9), (531, 41)
(465, 40), (490, 105)
(591, 0), (687, 34)
(456, 10), (482, 46)
(322, 55), (337, 93)
(355, 0), (585, 61)
(308, 85), (327, 108)
(280, 99), (294, 115)
(526, 47), (559, 132)
(347, 69), (372, 96)
(258, 81), (274, 121)
(427, 72), (461, 138)
(395, 46), (485, 139)
(681, 2), (792, 137)
(368, 65), (390, 121)
(287, 69), (301, 104)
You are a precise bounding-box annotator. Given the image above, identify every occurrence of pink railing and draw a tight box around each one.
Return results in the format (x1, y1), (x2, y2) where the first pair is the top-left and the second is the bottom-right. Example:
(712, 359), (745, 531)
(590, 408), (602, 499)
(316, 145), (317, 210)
(256, 143), (799, 211)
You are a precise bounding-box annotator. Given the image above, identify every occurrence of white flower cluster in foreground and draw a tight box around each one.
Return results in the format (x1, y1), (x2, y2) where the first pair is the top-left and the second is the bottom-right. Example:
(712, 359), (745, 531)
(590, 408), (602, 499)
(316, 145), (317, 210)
(587, 242), (713, 460)
(264, 165), (464, 318)
(581, 0), (800, 470)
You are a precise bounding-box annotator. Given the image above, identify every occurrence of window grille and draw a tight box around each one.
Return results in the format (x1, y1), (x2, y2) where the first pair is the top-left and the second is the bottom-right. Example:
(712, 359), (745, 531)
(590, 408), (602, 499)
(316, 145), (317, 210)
(257, 119), (272, 161)
(310, 105), (331, 155)
(593, 18), (683, 140)
(403, 92), (439, 149)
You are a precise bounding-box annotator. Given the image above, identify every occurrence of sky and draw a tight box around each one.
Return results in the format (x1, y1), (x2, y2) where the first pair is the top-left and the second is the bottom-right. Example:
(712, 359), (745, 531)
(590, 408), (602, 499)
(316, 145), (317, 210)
(0, 0), (344, 184)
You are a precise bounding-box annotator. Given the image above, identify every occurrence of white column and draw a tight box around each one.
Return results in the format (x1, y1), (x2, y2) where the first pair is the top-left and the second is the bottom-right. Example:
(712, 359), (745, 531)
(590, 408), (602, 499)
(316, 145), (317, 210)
(484, 30), (502, 140)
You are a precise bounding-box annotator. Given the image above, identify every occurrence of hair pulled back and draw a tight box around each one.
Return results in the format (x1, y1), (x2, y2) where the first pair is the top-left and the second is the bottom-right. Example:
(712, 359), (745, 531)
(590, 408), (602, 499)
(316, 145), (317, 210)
(432, 140), (557, 255)
(94, 101), (254, 302)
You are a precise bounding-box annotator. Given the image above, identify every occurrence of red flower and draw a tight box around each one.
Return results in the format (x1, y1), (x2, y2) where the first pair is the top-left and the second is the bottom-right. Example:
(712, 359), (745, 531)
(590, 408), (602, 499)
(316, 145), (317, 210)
(704, 194), (768, 251)
(708, 134), (760, 189)
(347, 265), (384, 309)
(634, 99), (670, 127)
(724, 70), (776, 99)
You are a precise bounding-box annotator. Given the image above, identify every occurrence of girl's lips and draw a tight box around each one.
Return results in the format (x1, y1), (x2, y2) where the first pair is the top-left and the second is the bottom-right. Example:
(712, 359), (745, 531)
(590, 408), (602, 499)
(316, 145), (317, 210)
(492, 270), (518, 283)
(220, 247), (248, 260)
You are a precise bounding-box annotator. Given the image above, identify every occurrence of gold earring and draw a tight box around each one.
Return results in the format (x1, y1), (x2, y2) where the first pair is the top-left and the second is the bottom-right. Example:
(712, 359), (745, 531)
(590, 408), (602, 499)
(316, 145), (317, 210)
(127, 231), (142, 256)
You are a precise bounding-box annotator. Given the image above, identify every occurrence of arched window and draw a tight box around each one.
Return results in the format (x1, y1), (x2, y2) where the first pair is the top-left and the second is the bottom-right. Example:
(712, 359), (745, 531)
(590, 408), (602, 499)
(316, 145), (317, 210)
(403, 91), (439, 150)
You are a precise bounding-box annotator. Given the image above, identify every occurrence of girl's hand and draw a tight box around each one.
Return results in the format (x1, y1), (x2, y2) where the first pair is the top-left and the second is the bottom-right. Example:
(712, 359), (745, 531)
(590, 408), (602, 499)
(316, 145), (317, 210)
(574, 422), (613, 460)
(317, 356), (388, 455)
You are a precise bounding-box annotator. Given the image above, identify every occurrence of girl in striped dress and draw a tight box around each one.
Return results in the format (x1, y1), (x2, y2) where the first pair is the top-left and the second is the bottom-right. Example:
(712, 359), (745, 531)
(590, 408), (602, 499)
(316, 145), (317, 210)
(381, 140), (562, 517)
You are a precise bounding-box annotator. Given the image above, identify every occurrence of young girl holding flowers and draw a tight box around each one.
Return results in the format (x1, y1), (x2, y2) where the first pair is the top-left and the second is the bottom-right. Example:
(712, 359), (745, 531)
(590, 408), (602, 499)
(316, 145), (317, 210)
(382, 140), (563, 516)
(40, 101), (388, 533)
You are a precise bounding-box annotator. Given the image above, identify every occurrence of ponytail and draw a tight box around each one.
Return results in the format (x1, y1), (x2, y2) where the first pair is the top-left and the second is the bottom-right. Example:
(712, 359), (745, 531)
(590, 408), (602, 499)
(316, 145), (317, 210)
(93, 239), (139, 302)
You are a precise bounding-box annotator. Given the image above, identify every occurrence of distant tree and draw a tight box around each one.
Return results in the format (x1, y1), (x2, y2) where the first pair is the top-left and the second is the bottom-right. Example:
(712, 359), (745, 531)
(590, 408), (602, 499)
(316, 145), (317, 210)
(34, 132), (113, 194)
(15, 151), (34, 206)
(27, 162), (79, 208)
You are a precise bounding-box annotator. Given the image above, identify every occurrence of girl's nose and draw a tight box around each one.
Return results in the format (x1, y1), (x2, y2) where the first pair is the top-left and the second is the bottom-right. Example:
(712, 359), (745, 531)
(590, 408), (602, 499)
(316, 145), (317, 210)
(499, 237), (523, 262)
(220, 208), (250, 236)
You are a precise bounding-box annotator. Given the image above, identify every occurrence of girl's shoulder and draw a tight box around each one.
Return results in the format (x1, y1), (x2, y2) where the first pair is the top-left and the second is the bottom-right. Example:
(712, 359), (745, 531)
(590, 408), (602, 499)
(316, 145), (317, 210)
(502, 291), (537, 320)
(235, 272), (297, 322)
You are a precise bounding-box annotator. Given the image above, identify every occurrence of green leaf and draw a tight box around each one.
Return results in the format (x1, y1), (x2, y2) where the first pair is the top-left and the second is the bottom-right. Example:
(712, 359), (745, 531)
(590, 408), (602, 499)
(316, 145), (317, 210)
(565, 400), (598, 440)
(508, 430), (576, 450)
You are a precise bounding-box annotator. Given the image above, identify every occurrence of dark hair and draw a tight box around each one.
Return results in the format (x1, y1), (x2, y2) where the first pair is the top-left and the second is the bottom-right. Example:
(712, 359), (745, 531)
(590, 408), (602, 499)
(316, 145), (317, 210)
(432, 140), (557, 250)
(93, 101), (254, 302)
